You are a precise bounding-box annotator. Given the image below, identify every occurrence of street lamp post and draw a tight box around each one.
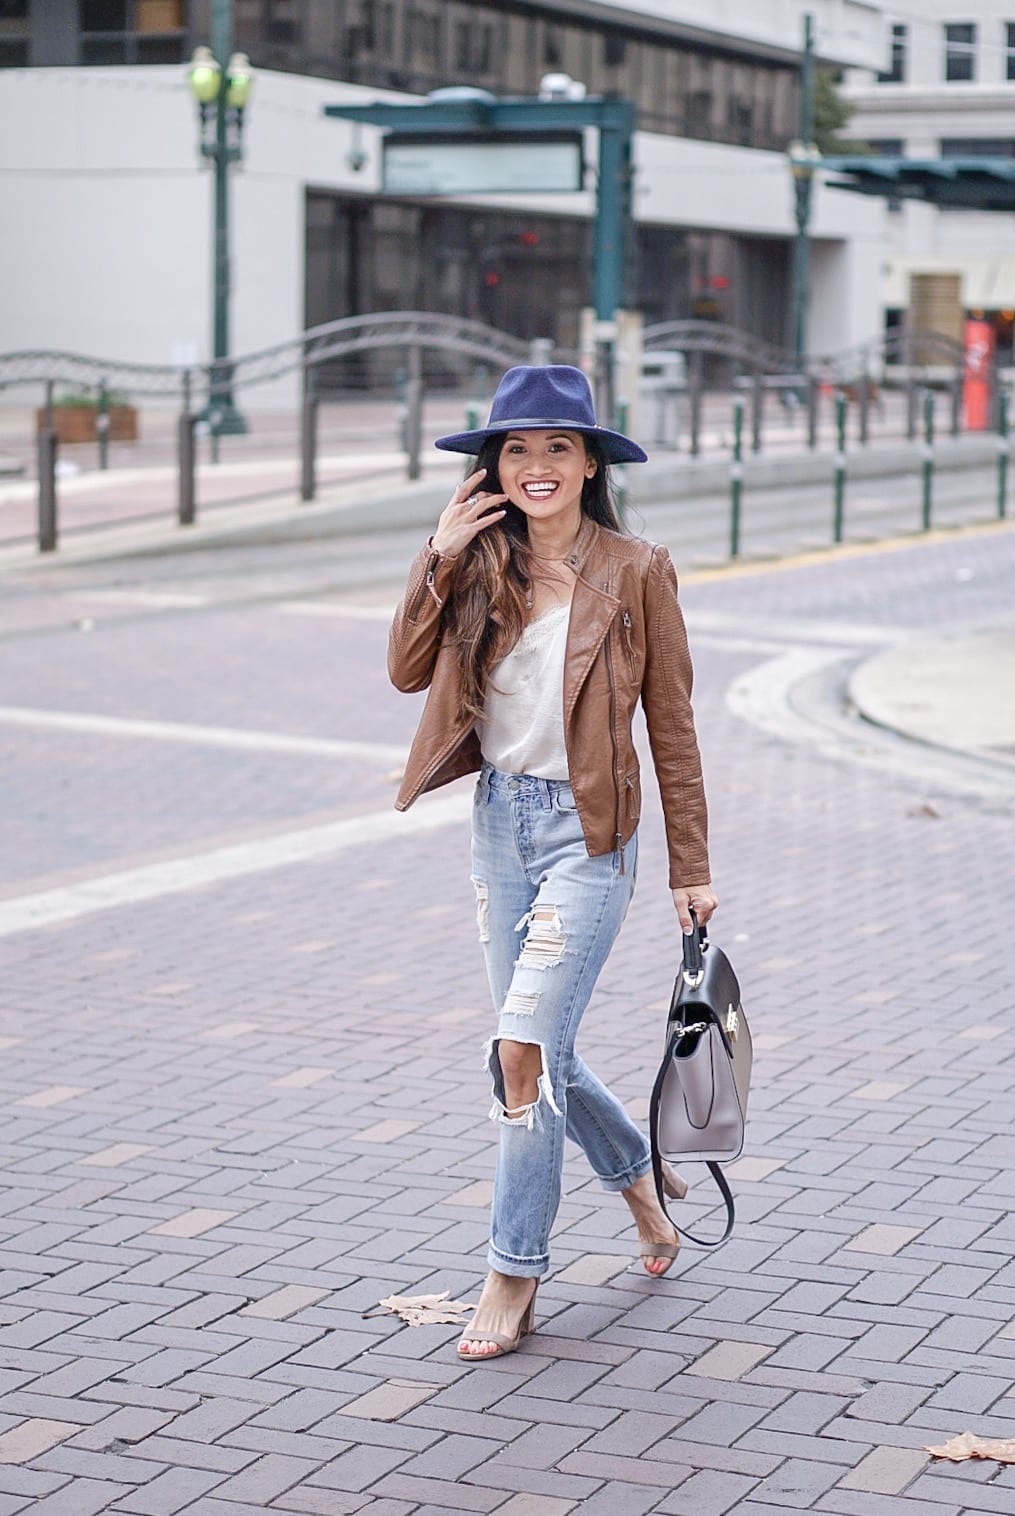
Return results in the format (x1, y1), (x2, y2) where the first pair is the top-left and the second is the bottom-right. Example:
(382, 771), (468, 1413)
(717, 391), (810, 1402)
(188, 2), (252, 436)
(789, 12), (819, 366)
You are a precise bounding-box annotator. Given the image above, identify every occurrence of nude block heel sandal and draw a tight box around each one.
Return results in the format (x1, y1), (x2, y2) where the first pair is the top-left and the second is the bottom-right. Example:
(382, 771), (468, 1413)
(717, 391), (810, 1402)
(662, 1162), (688, 1201)
(457, 1280), (539, 1361)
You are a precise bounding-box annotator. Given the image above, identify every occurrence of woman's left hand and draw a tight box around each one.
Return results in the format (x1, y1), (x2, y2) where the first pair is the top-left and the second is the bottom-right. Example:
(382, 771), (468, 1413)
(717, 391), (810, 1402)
(671, 885), (719, 932)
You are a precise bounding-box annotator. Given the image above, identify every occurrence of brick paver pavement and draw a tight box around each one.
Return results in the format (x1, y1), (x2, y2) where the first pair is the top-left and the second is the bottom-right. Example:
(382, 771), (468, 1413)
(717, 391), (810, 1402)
(0, 516), (1013, 1514)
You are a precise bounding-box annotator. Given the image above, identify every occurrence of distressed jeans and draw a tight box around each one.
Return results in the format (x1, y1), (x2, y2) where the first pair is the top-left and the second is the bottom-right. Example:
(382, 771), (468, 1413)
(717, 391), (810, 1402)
(471, 762), (653, 1278)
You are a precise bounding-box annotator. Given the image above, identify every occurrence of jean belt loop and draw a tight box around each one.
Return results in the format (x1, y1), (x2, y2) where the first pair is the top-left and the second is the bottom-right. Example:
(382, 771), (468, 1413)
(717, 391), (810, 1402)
(540, 778), (552, 811)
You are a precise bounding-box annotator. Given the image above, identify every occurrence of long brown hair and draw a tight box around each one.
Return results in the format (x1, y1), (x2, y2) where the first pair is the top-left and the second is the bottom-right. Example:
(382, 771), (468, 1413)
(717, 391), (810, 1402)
(443, 433), (622, 722)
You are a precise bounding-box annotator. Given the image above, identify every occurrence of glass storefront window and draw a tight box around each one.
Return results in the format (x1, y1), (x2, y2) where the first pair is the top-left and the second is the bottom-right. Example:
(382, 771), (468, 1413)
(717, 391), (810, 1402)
(305, 188), (791, 387)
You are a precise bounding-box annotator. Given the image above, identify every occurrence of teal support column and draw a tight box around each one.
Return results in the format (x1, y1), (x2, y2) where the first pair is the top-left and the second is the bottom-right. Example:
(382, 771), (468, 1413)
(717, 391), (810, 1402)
(592, 102), (634, 429)
(592, 105), (634, 323)
(321, 94), (635, 425)
(790, 13), (816, 365)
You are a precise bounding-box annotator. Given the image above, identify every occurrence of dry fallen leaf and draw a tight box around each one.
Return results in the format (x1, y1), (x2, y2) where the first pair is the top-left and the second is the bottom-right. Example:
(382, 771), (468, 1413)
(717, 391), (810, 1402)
(363, 1290), (477, 1327)
(925, 1432), (1015, 1464)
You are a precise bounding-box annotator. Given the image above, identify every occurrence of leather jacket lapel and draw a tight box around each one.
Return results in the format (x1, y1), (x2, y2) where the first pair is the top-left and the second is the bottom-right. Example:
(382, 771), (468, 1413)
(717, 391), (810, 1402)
(564, 529), (621, 722)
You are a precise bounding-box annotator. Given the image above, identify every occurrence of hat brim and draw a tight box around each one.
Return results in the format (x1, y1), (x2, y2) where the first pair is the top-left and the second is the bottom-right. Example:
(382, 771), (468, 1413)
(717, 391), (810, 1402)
(434, 420), (648, 465)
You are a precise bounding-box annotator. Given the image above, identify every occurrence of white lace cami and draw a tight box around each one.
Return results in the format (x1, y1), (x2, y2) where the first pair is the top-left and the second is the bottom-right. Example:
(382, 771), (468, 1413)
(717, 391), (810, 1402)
(479, 601), (571, 780)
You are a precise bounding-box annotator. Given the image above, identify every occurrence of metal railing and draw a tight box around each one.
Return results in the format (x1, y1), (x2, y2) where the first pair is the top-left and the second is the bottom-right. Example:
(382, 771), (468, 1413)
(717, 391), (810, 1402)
(3, 313), (550, 551)
(2, 314), (1000, 554)
(640, 321), (975, 457)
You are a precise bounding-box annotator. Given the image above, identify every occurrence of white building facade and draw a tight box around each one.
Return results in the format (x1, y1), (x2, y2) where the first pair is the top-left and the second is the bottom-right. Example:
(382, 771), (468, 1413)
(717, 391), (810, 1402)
(0, 1), (890, 397)
(844, 2), (1015, 354)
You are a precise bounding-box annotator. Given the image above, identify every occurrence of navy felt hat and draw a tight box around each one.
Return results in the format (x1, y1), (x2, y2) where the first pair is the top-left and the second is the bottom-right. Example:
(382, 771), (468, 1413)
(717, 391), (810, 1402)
(434, 364), (648, 465)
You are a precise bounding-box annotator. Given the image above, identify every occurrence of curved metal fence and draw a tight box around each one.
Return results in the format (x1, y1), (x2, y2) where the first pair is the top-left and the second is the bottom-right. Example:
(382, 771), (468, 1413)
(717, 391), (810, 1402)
(643, 319), (967, 378)
(0, 312), (543, 404)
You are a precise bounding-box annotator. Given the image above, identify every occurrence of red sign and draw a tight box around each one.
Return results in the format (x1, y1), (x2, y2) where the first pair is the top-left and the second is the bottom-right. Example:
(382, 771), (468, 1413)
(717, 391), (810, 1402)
(963, 318), (995, 431)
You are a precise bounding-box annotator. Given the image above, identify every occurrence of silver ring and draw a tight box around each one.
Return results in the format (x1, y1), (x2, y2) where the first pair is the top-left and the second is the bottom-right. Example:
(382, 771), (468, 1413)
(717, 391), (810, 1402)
(466, 494), (480, 507)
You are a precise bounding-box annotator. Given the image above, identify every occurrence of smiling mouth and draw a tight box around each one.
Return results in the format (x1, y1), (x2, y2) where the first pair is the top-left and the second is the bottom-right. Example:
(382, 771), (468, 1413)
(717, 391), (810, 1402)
(521, 481), (559, 499)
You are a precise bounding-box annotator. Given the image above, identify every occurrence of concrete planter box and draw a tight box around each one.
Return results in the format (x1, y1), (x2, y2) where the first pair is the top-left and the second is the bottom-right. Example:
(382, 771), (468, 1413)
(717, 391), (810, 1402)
(36, 405), (139, 444)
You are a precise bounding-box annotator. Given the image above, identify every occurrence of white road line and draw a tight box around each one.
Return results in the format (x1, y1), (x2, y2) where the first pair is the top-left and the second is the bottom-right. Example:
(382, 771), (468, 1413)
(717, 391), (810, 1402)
(74, 589), (212, 608)
(278, 601), (397, 621)
(692, 633), (794, 656)
(0, 706), (407, 764)
(687, 610), (895, 647)
(0, 791), (472, 939)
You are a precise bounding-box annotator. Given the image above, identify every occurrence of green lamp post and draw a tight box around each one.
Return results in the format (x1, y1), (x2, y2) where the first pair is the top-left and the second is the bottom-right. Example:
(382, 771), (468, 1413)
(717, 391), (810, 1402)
(788, 12), (818, 366)
(188, 10), (252, 436)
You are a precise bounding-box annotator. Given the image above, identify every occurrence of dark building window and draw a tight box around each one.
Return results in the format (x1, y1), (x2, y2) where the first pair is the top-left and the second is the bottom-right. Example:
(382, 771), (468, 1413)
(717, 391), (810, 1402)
(940, 137), (1015, 156)
(604, 32), (626, 70)
(80, 0), (187, 64)
(0, 0), (30, 67)
(543, 24), (562, 68)
(877, 23), (907, 83)
(944, 22), (976, 82)
(454, 19), (491, 75)
(293, 1), (799, 152)
(20, 0), (799, 149)
(266, 1), (300, 46)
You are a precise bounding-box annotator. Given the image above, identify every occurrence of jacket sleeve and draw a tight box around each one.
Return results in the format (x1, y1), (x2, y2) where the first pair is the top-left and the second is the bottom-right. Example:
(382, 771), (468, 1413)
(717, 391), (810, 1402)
(387, 541), (460, 693)
(640, 544), (711, 888)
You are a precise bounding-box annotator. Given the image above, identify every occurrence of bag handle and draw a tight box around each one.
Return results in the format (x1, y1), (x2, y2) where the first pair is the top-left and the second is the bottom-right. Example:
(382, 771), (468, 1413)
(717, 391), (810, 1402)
(680, 910), (708, 988)
(648, 1023), (736, 1249)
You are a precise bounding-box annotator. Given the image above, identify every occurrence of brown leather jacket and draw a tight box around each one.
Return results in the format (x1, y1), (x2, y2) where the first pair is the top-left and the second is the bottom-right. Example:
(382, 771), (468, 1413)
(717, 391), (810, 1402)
(388, 516), (710, 888)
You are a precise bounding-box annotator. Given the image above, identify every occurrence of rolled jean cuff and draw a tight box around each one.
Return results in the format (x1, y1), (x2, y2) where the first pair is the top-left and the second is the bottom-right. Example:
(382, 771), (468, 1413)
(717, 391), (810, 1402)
(487, 1246), (549, 1279)
(597, 1153), (653, 1193)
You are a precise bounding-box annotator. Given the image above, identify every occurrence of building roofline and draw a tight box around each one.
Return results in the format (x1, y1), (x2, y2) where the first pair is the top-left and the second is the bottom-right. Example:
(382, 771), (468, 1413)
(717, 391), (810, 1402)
(504, 0), (882, 69)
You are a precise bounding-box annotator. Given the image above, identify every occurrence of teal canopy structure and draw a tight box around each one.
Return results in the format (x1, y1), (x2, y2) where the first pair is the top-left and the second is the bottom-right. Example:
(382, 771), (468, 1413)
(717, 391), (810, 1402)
(821, 156), (1015, 212)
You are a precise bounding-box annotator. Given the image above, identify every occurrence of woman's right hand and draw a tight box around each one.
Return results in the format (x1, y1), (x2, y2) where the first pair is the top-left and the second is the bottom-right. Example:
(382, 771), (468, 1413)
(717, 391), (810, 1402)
(431, 469), (508, 558)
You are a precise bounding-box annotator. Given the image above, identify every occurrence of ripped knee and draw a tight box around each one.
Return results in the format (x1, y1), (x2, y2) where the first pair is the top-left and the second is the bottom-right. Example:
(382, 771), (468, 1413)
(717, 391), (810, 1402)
(514, 903), (567, 970)
(484, 1037), (562, 1129)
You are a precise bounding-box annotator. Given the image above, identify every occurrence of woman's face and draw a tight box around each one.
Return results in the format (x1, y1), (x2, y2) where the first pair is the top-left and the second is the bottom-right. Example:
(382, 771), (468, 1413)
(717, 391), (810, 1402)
(496, 430), (596, 525)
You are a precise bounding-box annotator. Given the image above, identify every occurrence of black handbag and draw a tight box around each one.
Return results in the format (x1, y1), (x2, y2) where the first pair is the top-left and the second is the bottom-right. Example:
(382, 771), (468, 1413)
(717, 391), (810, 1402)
(648, 915), (752, 1248)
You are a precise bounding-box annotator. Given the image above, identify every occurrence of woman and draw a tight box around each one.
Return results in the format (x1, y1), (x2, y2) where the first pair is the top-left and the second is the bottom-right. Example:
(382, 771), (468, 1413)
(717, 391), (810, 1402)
(388, 365), (717, 1362)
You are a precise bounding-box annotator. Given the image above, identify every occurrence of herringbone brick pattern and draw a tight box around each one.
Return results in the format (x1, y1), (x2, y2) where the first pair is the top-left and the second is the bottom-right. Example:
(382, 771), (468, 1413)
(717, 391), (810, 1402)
(0, 524), (1013, 1512)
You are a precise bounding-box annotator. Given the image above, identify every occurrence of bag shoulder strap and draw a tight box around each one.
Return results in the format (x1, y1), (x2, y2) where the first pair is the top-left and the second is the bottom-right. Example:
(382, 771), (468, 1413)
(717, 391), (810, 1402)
(648, 1031), (736, 1249)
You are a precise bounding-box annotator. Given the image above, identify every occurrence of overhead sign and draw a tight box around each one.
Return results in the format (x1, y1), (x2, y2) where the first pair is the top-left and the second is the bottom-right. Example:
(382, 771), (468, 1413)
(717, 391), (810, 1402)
(382, 132), (584, 196)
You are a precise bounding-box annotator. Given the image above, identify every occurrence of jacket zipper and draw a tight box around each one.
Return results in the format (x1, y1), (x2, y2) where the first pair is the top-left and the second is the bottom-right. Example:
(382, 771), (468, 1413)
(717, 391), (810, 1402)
(409, 552), (441, 619)
(621, 609), (633, 666)
(604, 623), (625, 875)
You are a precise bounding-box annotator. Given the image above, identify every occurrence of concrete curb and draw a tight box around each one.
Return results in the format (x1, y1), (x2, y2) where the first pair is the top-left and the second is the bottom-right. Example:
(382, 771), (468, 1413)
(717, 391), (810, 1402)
(849, 619), (1015, 772)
